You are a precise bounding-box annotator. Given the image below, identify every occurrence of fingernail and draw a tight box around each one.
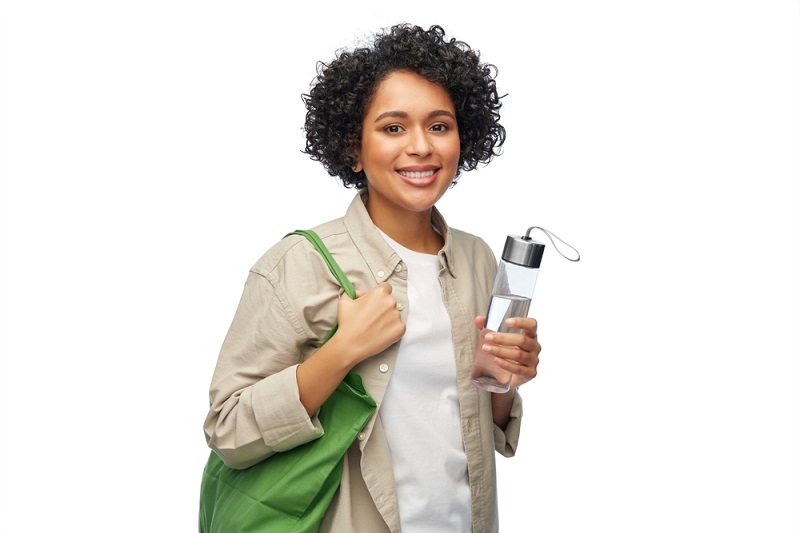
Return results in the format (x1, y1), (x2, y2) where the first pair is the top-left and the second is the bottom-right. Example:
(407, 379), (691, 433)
(484, 333), (494, 342)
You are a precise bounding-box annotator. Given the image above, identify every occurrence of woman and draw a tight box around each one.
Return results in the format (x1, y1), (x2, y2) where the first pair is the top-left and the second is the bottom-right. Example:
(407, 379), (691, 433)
(203, 23), (541, 532)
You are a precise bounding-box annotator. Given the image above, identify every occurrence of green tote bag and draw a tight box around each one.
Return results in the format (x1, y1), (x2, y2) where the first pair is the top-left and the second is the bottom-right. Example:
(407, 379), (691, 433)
(199, 230), (377, 533)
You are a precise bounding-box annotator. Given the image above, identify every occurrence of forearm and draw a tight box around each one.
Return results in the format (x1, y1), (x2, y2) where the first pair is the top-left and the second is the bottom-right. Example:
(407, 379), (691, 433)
(491, 389), (516, 429)
(491, 387), (523, 457)
(295, 334), (360, 415)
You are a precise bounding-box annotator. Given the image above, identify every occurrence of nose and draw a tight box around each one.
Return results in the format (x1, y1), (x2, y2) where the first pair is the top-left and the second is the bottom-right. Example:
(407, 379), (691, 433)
(406, 128), (433, 157)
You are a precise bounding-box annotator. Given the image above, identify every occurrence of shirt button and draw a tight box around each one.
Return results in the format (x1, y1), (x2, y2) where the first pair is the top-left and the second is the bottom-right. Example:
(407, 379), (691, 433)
(379, 363), (389, 373)
(357, 432), (366, 441)
(396, 303), (404, 311)
(394, 264), (402, 272)
(376, 270), (385, 279)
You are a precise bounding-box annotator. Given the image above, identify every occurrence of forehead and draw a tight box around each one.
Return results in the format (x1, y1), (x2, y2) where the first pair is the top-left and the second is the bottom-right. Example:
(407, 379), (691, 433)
(366, 70), (455, 115)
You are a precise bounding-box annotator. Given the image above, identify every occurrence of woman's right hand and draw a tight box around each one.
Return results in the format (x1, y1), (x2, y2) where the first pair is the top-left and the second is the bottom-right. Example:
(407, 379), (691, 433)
(296, 282), (404, 415)
(335, 282), (406, 363)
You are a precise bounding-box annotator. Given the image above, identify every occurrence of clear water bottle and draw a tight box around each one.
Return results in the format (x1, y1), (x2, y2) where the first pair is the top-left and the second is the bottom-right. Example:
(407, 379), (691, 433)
(470, 233), (546, 393)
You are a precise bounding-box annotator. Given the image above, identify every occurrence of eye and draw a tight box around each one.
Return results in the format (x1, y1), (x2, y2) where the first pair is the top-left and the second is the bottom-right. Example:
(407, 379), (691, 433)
(384, 124), (404, 134)
(430, 123), (449, 132)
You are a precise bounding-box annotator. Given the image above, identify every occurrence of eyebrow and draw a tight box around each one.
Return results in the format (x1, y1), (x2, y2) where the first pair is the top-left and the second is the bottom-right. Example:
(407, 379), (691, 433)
(373, 109), (456, 122)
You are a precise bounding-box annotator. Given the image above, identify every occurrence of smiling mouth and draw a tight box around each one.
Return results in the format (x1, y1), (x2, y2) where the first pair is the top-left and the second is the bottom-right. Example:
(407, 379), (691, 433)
(397, 169), (436, 179)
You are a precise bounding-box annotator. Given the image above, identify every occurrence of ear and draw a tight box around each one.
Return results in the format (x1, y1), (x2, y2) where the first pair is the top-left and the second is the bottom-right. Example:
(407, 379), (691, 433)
(350, 148), (363, 172)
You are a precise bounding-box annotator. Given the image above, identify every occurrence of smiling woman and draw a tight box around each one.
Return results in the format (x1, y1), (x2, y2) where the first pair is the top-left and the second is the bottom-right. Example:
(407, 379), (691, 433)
(200, 23), (540, 533)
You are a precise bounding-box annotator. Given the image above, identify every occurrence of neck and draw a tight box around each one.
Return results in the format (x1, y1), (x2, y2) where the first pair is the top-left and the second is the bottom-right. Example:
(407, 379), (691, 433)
(365, 199), (443, 254)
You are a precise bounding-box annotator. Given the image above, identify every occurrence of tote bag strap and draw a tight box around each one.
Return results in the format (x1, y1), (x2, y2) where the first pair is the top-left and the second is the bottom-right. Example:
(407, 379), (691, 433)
(285, 229), (356, 344)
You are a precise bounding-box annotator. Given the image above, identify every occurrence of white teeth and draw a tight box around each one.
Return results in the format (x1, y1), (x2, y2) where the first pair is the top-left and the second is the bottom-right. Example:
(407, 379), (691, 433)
(398, 170), (435, 179)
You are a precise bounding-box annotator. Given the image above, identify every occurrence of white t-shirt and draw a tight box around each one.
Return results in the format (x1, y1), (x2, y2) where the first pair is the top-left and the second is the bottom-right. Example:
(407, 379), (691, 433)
(378, 230), (472, 532)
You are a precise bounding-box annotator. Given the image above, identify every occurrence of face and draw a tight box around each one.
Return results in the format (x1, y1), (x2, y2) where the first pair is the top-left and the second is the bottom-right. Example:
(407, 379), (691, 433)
(355, 70), (460, 223)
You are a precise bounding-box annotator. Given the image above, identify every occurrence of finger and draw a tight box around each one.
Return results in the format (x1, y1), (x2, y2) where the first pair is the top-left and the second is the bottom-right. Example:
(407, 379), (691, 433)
(492, 355), (534, 374)
(484, 332), (540, 361)
(488, 351), (537, 382)
(505, 317), (538, 337)
(474, 315), (486, 330)
(377, 282), (393, 294)
(483, 341), (524, 361)
(487, 341), (539, 368)
(485, 330), (529, 349)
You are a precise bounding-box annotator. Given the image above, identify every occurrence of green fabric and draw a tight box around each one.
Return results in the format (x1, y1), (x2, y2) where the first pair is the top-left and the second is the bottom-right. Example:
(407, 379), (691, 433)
(199, 230), (376, 533)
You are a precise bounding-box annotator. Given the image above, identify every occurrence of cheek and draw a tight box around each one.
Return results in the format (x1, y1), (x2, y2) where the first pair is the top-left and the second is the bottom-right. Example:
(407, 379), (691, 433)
(361, 138), (398, 166)
(443, 138), (461, 165)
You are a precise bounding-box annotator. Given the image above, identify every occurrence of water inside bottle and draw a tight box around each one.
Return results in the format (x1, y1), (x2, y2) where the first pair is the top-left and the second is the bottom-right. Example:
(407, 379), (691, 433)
(470, 294), (532, 393)
(485, 294), (532, 333)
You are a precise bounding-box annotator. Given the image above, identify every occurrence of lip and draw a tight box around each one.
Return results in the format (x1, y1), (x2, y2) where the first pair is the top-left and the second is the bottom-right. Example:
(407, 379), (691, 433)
(396, 166), (439, 187)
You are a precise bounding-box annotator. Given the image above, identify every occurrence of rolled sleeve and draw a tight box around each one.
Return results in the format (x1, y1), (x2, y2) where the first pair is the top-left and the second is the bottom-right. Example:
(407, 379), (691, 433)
(209, 364), (324, 469)
(252, 364), (324, 451)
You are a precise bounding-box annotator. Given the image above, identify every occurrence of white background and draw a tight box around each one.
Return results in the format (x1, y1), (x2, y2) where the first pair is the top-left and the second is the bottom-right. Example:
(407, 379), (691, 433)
(1, 1), (798, 532)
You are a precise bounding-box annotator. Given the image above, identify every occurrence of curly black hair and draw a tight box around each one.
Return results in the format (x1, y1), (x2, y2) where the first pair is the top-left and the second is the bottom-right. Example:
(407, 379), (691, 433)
(302, 23), (506, 189)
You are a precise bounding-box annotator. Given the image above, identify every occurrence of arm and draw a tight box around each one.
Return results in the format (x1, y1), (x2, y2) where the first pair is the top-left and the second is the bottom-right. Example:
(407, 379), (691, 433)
(205, 270), (404, 469)
(491, 388), (517, 430)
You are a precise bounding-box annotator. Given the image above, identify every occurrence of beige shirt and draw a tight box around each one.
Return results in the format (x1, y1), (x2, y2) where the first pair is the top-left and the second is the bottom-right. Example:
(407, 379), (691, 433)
(204, 191), (524, 533)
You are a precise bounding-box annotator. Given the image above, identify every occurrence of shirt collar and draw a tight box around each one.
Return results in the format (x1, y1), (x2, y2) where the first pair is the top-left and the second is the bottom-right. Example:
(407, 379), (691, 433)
(343, 190), (457, 278)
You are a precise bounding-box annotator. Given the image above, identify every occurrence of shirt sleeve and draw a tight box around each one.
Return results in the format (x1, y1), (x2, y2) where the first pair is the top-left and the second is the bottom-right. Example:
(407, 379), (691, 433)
(493, 388), (523, 457)
(203, 269), (325, 469)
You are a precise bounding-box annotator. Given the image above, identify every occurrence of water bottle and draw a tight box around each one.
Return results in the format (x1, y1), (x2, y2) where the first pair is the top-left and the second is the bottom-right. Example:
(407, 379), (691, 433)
(470, 234), (545, 392)
(470, 226), (579, 393)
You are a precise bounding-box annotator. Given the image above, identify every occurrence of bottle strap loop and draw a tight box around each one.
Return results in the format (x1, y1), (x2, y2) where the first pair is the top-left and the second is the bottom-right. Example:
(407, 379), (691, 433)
(524, 226), (581, 262)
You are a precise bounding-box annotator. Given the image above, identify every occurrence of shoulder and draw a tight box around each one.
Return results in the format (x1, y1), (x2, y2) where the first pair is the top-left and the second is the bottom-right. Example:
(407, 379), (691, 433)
(449, 227), (496, 262)
(446, 226), (497, 288)
(249, 217), (349, 279)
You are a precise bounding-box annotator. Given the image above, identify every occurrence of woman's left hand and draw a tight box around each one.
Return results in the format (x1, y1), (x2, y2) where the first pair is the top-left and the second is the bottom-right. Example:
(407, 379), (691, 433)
(474, 316), (541, 389)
